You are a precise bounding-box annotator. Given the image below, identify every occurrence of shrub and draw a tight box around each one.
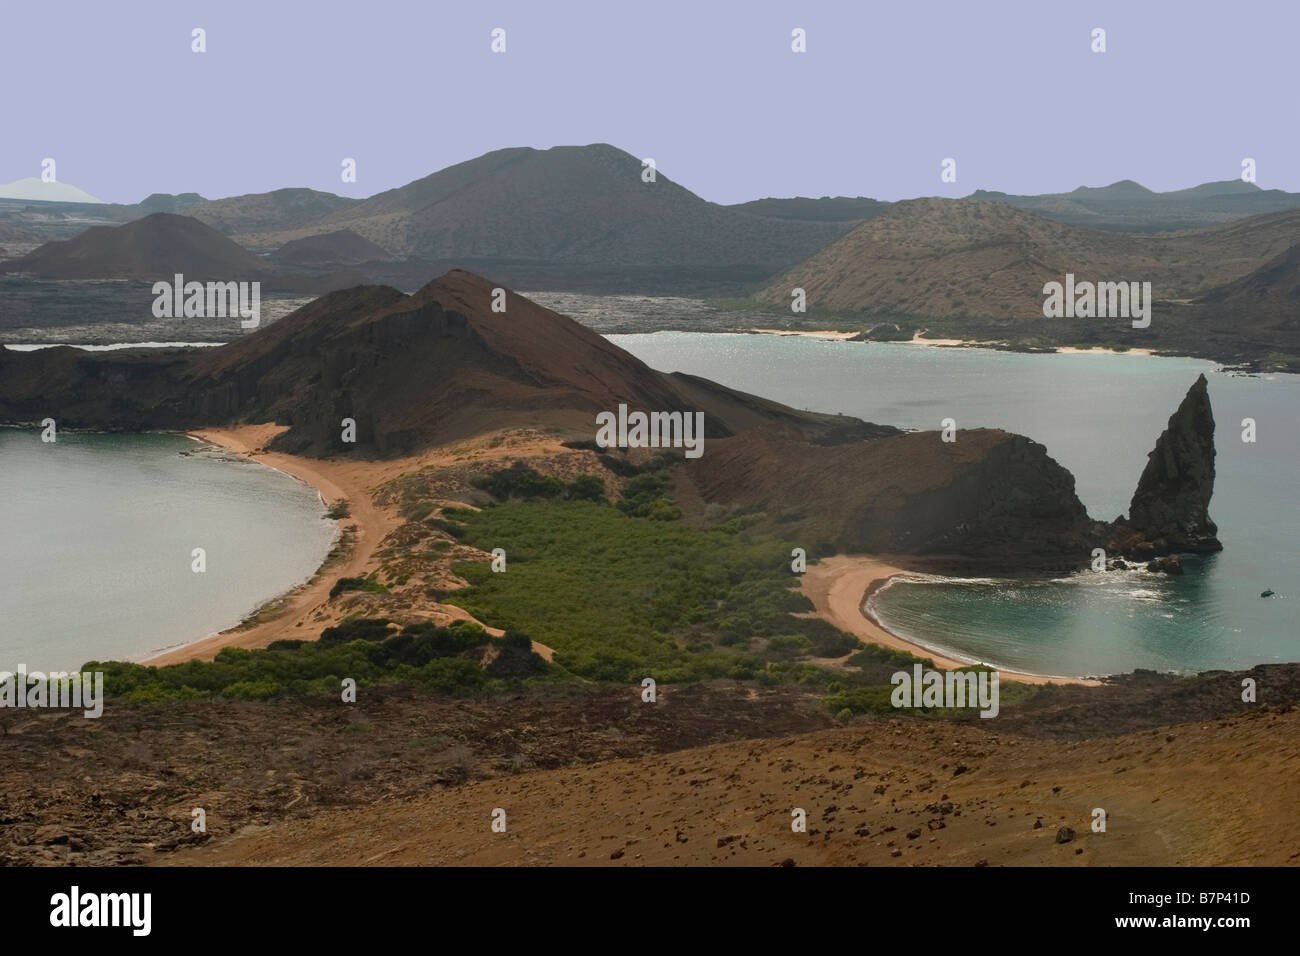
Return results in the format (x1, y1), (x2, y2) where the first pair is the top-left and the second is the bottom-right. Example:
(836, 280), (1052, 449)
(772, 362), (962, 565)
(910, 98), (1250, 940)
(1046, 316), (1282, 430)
(319, 617), (392, 646)
(470, 463), (565, 501)
(329, 575), (389, 599)
(566, 474), (606, 502)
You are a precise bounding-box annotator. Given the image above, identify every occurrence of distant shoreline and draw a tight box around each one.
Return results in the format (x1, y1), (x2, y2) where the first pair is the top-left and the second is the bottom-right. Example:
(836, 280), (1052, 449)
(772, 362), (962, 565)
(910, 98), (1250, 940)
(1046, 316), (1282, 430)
(746, 326), (1156, 357)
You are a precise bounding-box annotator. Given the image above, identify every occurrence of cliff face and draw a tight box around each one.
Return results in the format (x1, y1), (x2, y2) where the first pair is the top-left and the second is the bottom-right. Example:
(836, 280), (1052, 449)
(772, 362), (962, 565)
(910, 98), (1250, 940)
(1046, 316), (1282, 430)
(1117, 374), (1222, 555)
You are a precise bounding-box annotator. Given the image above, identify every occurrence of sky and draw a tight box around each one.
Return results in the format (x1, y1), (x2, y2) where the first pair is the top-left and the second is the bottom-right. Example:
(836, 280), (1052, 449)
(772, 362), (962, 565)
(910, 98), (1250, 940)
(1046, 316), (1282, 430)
(2, 0), (1295, 205)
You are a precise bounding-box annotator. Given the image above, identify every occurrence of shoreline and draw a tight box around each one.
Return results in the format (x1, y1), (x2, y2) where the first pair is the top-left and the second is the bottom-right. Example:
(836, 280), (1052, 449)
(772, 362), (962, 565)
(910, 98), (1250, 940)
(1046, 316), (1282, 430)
(801, 554), (1099, 687)
(145, 424), (555, 668)
(144, 425), (409, 667)
(747, 326), (1155, 357)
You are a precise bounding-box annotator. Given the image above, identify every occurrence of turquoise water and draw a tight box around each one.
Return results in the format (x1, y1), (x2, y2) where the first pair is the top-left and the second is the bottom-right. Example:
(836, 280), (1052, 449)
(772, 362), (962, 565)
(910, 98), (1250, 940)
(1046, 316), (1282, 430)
(0, 431), (337, 671)
(612, 333), (1300, 677)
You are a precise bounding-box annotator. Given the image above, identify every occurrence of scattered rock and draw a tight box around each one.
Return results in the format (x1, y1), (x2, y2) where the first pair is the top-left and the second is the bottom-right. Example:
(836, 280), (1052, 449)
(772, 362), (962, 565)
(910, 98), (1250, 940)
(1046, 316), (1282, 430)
(1146, 555), (1184, 575)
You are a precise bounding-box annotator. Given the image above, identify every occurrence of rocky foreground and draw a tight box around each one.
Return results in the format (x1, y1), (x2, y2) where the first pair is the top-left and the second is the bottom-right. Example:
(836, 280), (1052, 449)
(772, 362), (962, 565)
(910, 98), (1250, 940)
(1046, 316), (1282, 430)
(2, 668), (1297, 867)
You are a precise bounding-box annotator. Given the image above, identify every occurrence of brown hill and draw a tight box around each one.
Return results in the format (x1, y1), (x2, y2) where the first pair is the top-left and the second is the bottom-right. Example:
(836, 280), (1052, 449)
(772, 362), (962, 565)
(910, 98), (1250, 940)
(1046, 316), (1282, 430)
(0, 212), (278, 282)
(757, 198), (1300, 319)
(0, 270), (888, 457)
(271, 229), (391, 267)
(1190, 241), (1300, 354)
(186, 187), (355, 237)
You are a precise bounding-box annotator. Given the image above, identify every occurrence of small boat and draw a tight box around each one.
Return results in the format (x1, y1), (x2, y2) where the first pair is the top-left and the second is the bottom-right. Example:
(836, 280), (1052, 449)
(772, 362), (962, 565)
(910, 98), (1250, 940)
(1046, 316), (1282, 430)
(1260, 589), (1275, 598)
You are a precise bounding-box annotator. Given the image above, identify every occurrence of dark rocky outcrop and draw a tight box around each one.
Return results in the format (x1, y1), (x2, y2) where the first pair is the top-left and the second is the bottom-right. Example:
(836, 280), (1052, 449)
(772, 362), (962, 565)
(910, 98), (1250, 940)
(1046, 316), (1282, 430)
(674, 423), (1098, 572)
(1146, 555), (1184, 575)
(1113, 374), (1222, 556)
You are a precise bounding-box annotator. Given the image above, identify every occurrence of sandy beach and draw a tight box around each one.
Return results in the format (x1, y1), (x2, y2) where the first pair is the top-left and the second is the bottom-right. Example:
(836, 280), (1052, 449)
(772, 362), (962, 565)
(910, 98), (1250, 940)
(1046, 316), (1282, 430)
(145, 425), (412, 665)
(144, 424), (568, 666)
(800, 554), (1098, 686)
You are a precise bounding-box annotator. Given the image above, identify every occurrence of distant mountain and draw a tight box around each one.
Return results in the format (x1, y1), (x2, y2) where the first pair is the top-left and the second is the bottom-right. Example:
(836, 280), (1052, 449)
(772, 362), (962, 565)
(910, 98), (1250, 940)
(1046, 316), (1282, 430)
(0, 177), (103, 204)
(187, 187), (356, 237)
(727, 196), (889, 223)
(237, 145), (855, 293)
(183, 187), (353, 238)
(1061, 180), (1156, 201)
(754, 199), (1300, 366)
(760, 198), (1300, 313)
(136, 192), (207, 214)
(970, 179), (1300, 232)
(0, 213), (277, 281)
(272, 229), (391, 267)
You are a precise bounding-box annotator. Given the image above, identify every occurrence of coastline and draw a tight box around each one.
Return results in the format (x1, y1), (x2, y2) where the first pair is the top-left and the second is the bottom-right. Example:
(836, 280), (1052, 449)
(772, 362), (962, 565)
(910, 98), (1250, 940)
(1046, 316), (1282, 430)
(145, 424), (555, 667)
(801, 554), (1099, 687)
(747, 326), (1155, 357)
(144, 425), (410, 666)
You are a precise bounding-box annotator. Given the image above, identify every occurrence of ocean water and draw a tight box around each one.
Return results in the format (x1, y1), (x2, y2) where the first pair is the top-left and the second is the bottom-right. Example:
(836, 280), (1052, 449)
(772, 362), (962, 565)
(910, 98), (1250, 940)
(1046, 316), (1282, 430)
(612, 332), (1300, 677)
(0, 431), (337, 671)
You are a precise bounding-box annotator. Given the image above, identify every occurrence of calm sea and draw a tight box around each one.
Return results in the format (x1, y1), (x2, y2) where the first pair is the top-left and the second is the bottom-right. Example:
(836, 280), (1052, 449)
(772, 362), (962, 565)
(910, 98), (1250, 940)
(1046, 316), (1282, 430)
(0, 431), (336, 671)
(612, 332), (1300, 677)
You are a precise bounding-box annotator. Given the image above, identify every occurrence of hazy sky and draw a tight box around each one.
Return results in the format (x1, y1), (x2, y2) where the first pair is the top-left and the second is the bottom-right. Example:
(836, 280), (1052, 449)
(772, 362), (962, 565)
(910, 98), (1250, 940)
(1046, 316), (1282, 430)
(3, 0), (1294, 204)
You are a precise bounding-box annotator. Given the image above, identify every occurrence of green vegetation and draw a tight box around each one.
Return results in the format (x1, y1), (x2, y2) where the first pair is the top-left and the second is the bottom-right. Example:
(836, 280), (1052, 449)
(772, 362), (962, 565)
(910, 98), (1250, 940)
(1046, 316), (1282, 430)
(448, 499), (823, 681)
(470, 462), (607, 503)
(427, 517), (467, 539)
(824, 663), (1039, 718)
(325, 500), (351, 519)
(402, 501), (436, 521)
(442, 491), (1039, 717)
(90, 619), (549, 703)
(329, 575), (383, 598)
(446, 499), (895, 685)
(615, 472), (680, 520)
(329, 574), (389, 599)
